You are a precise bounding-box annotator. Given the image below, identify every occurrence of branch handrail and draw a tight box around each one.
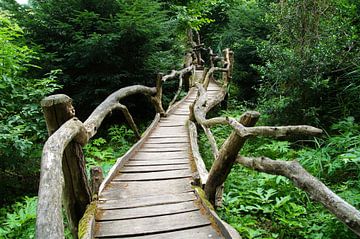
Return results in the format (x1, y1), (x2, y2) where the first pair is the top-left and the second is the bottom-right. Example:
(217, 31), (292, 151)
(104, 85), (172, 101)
(36, 28), (207, 238)
(36, 85), (160, 238)
(161, 65), (195, 113)
(189, 48), (360, 236)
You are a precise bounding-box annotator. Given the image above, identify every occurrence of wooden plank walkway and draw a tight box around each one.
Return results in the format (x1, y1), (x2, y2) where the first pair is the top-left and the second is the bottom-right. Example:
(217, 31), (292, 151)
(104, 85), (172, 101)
(95, 81), (225, 238)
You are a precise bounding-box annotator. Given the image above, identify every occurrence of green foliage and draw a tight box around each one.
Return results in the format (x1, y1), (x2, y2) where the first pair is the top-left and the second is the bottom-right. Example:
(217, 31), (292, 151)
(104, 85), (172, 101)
(297, 117), (360, 181)
(199, 104), (359, 238)
(19, 0), (183, 118)
(0, 197), (36, 239)
(0, 12), (60, 204)
(84, 125), (136, 176)
(254, 0), (360, 126)
(0, 197), (73, 239)
(211, 0), (270, 102)
(171, 0), (223, 30)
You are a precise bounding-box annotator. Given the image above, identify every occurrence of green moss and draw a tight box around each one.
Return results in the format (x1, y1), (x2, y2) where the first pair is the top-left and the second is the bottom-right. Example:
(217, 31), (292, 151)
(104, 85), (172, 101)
(78, 201), (97, 239)
(194, 186), (215, 211)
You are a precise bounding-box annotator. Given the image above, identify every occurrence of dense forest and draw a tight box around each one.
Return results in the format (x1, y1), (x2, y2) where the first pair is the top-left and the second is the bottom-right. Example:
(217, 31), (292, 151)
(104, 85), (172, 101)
(0, 0), (359, 238)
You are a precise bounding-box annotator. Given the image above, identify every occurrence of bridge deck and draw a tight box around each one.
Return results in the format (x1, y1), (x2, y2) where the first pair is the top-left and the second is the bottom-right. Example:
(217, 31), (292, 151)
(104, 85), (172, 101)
(95, 81), (224, 238)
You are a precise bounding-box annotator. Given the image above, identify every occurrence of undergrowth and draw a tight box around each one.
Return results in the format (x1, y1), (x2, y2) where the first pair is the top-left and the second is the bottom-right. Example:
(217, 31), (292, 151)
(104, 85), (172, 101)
(0, 124), (140, 238)
(84, 124), (138, 176)
(199, 106), (360, 239)
(0, 197), (72, 239)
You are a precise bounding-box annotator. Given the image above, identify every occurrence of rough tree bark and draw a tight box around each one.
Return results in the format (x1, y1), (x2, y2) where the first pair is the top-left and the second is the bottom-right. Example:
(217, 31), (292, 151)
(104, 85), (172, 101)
(236, 156), (360, 236)
(204, 111), (260, 205)
(188, 120), (209, 187)
(85, 85), (158, 137)
(161, 65), (194, 112)
(40, 95), (91, 239)
(117, 104), (141, 139)
(36, 118), (87, 239)
(150, 74), (166, 116)
(37, 85), (161, 238)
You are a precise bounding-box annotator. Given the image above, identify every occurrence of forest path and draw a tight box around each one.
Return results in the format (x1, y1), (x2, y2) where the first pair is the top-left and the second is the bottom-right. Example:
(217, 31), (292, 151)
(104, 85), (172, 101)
(94, 80), (225, 238)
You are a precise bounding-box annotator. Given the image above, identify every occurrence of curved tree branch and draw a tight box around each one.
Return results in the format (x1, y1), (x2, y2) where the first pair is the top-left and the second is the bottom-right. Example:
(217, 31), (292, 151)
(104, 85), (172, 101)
(236, 156), (360, 236)
(84, 85), (157, 138)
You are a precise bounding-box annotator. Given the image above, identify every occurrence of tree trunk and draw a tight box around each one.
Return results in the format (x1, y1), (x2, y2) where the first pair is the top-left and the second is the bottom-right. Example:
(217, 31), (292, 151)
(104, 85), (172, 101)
(41, 94), (91, 238)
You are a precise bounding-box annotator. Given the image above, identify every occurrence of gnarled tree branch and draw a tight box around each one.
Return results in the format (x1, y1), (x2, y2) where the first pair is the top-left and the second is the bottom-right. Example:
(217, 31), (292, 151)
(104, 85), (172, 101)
(84, 85), (157, 138)
(161, 65), (194, 83)
(236, 156), (360, 236)
(116, 103), (141, 139)
(194, 83), (322, 139)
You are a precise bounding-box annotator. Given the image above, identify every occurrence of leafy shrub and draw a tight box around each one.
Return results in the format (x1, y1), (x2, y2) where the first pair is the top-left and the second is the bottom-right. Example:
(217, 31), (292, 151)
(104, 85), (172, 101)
(0, 197), (73, 239)
(199, 106), (359, 238)
(84, 125), (136, 176)
(0, 197), (36, 239)
(0, 12), (60, 204)
(254, 0), (360, 126)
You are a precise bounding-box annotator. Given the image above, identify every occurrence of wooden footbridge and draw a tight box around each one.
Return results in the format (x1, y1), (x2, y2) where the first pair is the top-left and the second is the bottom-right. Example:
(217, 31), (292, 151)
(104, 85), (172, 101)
(35, 32), (360, 238)
(94, 81), (232, 238)
(35, 37), (242, 238)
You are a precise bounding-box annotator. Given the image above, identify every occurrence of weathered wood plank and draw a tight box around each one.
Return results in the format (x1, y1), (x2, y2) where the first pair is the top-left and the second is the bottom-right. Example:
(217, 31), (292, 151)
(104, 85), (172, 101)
(148, 135), (188, 139)
(153, 125), (186, 129)
(94, 211), (211, 238)
(138, 147), (187, 152)
(126, 159), (189, 166)
(96, 201), (198, 221)
(144, 138), (189, 144)
(119, 164), (189, 173)
(100, 179), (193, 199)
(98, 114), (161, 195)
(141, 143), (188, 149)
(129, 157), (188, 161)
(98, 192), (196, 210)
(113, 170), (192, 181)
(151, 129), (187, 134)
(150, 133), (188, 138)
(133, 151), (188, 159)
(95, 226), (222, 239)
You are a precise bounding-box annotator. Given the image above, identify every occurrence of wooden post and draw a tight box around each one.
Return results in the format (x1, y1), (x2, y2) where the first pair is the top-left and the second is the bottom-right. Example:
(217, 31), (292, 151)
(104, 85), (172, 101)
(204, 111), (260, 204)
(41, 94), (91, 239)
(90, 166), (104, 198)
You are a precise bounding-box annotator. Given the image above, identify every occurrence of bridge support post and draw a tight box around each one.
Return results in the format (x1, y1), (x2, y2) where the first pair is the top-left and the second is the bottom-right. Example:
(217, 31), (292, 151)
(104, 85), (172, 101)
(41, 94), (91, 239)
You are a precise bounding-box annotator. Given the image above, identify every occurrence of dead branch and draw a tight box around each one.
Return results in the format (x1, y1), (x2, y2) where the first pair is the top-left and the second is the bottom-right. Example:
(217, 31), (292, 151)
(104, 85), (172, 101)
(90, 167), (104, 198)
(150, 73), (166, 117)
(203, 48), (232, 88)
(167, 70), (186, 111)
(195, 83), (322, 138)
(116, 103), (141, 139)
(84, 85), (157, 138)
(236, 156), (360, 236)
